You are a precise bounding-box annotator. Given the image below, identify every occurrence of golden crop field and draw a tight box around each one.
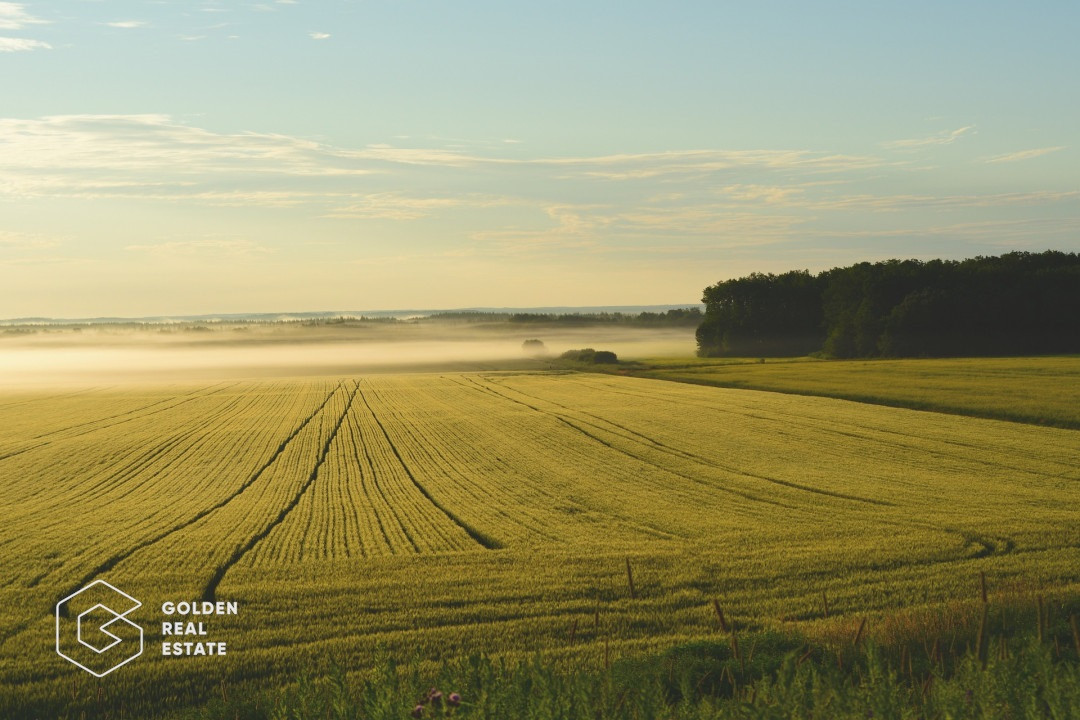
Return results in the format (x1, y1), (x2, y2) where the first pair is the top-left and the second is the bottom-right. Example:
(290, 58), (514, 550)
(633, 356), (1080, 428)
(2, 371), (1079, 717)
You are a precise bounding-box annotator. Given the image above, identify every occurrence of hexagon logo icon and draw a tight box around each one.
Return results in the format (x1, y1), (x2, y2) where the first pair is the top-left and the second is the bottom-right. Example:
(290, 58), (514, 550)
(56, 580), (143, 677)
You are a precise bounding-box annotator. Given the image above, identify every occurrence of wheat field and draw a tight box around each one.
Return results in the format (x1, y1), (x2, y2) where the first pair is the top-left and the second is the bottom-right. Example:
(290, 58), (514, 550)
(2, 371), (1079, 716)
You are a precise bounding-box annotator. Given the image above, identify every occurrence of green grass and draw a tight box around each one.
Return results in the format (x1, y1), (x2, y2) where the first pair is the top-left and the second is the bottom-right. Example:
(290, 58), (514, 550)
(178, 595), (1080, 720)
(623, 356), (1080, 429)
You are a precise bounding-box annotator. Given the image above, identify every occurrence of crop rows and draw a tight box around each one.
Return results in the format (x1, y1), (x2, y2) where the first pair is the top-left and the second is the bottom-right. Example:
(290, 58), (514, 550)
(1, 371), (1078, 717)
(4, 372), (1075, 594)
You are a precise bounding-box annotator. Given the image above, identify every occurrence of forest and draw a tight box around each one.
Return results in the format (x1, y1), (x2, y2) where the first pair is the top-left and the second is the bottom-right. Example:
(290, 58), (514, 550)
(696, 251), (1080, 357)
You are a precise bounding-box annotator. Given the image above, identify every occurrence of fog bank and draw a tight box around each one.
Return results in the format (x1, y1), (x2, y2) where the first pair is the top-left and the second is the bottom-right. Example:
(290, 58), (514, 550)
(0, 324), (695, 386)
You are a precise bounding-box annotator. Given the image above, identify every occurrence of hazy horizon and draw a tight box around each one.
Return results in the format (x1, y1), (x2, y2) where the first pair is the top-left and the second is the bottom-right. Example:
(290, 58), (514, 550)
(0, 321), (696, 385)
(0, 303), (703, 324)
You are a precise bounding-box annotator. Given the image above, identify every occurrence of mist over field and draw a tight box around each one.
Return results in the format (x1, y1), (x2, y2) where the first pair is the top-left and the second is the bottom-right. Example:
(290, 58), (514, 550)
(0, 322), (694, 385)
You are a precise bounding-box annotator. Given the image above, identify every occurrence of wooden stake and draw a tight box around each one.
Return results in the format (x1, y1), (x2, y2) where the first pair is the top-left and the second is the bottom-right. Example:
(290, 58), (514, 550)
(852, 617), (867, 648)
(713, 599), (729, 633)
(625, 558), (636, 600)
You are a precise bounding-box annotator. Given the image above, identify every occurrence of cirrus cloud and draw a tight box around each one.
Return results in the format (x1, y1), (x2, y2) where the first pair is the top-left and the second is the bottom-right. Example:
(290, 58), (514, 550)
(882, 126), (975, 150)
(0, 35), (49, 51)
(0, 2), (47, 30)
(984, 146), (1066, 164)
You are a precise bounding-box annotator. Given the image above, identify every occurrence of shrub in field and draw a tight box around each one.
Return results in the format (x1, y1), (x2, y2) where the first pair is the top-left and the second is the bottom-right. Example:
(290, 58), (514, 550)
(522, 339), (548, 357)
(560, 348), (618, 364)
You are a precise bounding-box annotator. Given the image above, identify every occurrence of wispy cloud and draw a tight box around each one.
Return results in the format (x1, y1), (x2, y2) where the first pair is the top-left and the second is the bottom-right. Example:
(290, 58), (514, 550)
(0, 2), (47, 30)
(804, 217), (1080, 248)
(347, 244), (488, 266)
(882, 126), (975, 150)
(720, 184), (805, 204)
(0, 254), (89, 267)
(471, 201), (809, 258)
(126, 238), (272, 256)
(309, 31), (329, 40)
(984, 146), (1066, 164)
(105, 20), (148, 29)
(0, 35), (48, 51)
(0, 115), (377, 199)
(0, 230), (59, 249)
(0, 231), (75, 268)
(801, 189), (1080, 212)
(106, 190), (343, 207)
(324, 193), (509, 220)
(535, 149), (884, 180)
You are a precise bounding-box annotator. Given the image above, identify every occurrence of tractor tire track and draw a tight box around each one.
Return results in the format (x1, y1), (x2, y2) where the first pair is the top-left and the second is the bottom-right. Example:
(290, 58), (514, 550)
(0, 385), (106, 412)
(46, 382), (345, 615)
(201, 381), (358, 602)
(436, 376), (643, 543)
(461, 375), (768, 507)
(373, 379), (567, 545)
(0, 383), (237, 463)
(347, 407), (422, 553)
(2, 387), (257, 556)
(482, 378), (1016, 558)
(29, 387), (253, 512)
(458, 376), (808, 540)
(485, 377), (894, 508)
(584, 377), (1077, 478)
(461, 376), (798, 511)
(355, 380), (503, 550)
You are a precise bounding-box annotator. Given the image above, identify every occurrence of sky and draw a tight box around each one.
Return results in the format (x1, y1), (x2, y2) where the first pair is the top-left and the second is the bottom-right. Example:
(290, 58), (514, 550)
(1, 1), (1078, 318)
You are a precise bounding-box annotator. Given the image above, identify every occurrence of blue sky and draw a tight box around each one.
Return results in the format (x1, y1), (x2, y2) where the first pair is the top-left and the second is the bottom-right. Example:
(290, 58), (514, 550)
(1, 1), (1077, 317)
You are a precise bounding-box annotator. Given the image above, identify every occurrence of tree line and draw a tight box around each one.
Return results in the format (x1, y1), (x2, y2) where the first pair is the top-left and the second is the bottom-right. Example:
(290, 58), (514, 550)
(696, 251), (1080, 358)
(508, 309), (702, 326)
